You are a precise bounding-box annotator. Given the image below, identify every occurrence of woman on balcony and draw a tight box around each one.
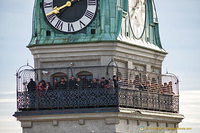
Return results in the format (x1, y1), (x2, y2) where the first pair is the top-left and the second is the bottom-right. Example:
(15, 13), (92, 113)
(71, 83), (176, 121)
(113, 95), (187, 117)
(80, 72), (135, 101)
(36, 81), (46, 96)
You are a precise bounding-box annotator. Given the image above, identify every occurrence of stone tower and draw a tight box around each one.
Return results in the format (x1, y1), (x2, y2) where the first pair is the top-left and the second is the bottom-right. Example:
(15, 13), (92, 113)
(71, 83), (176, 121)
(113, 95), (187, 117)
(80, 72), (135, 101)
(14, 0), (183, 133)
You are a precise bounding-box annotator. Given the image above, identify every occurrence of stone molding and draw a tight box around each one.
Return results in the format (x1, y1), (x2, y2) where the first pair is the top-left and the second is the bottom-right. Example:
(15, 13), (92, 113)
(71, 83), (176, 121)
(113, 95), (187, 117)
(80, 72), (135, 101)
(29, 42), (166, 63)
(16, 108), (183, 124)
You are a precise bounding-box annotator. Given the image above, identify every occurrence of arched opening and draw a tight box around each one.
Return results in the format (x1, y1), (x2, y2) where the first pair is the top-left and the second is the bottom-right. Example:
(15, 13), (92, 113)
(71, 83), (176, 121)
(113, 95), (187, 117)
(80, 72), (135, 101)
(76, 71), (93, 81)
(76, 71), (93, 89)
(51, 72), (68, 86)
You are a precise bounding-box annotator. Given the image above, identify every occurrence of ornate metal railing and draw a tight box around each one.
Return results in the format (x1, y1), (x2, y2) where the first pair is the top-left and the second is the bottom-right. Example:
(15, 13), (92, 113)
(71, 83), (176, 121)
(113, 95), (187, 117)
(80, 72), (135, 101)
(17, 87), (179, 113)
(16, 64), (179, 113)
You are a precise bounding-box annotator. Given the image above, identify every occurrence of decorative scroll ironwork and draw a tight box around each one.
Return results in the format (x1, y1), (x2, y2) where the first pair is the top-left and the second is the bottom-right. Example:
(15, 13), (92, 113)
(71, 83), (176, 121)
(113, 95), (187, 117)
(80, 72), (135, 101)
(17, 88), (178, 113)
(16, 65), (179, 113)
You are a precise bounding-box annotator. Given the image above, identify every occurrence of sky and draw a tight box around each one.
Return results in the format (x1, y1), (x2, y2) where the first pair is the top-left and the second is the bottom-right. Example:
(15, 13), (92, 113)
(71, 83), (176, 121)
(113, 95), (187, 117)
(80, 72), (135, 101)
(0, 0), (200, 133)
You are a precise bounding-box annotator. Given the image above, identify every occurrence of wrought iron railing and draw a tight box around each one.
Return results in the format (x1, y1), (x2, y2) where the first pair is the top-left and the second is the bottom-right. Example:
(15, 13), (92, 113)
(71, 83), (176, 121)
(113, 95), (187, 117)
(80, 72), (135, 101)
(17, 87), (179, 113)
(16, 65), (179, 113)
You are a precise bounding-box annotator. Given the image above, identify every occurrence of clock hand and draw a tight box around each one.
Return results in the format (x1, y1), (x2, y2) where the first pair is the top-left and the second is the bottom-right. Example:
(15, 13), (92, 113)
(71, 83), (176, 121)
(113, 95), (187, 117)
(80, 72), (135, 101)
(57, 0), (81, 17)
(46, 1), (71, 16)
(46, 0), (80, 17)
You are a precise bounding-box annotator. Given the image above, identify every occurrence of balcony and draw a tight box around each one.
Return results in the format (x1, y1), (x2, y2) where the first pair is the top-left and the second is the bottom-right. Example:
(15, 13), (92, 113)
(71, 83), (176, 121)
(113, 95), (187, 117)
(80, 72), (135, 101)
(17, 88), (178, 113)
(16, 64), (179, 113)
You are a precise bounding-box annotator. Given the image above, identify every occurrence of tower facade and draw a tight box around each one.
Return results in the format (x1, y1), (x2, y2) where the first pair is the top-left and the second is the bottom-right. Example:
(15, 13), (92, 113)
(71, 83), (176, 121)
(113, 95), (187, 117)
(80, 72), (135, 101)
(14, 0), (183, 133)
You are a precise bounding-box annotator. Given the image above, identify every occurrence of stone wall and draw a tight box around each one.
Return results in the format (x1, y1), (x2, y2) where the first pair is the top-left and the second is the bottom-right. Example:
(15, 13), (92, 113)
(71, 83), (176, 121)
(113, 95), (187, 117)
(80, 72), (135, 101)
(18, 108), (183, 133)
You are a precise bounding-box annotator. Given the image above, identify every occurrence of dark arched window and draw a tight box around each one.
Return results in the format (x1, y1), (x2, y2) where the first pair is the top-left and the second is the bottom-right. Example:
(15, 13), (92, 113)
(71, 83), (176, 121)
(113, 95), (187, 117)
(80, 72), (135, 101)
(52, 72), (68, 85)
(76, 71), (93, 80)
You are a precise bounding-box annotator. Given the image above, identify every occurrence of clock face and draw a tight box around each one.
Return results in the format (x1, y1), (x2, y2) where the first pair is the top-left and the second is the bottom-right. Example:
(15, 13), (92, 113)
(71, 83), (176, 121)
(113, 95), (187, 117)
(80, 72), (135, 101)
(43, 0), (97, 33)
(128, 0), (146, 39)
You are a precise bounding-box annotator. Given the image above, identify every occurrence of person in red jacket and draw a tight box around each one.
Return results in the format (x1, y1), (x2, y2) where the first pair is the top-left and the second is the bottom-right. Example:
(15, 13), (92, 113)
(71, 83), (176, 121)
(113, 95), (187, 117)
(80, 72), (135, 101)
(36, 81), (46, 96)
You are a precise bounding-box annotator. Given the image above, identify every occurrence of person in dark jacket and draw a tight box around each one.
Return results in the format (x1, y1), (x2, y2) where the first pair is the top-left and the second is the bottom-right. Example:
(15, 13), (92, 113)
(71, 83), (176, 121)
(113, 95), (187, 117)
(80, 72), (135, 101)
(76, 77), (82, 89)
(100, 77), (107, 89)
(69, 76), (77, 89)
(91, 78), (99, 89)
(113, 75), (118, 88)
(27, 78), (36, 108)
(53, 79), (59, 89)
(58, 78), (66, 89)
(27, 78), (36, 92)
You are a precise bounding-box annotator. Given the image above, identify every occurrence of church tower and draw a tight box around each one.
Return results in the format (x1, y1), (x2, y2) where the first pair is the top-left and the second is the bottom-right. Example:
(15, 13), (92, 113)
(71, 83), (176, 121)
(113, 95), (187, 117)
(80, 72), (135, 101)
(14, 0), (183, 132)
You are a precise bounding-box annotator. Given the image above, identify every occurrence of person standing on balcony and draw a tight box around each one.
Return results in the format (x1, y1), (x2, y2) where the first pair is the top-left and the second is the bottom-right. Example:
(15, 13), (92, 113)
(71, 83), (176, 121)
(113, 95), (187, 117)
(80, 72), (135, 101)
(159, 84), (163, 94)
(163, 83), (169, 94)
(41, 80), (46, 88)
(155, 83), (160, 94)
(36, 81), (46, 96)
(118, 77), (123, 87)
(138, 82), (144, 91)
(58, 78), (66, 89)
(35, 81), (46, 108)
(100, 77), (106, 89)
(146, 81), (151, 92)
(69, 76), (77, 89)
(76, 77), (82, 89)
(113, 75), (118, 88)
(46, 82), (52, 90)
(91, 78), (99, 89)
(168, 81), (173, 94)
(27, 78), (36, 108)
(53, 79), (59, 89)
(27, 78), (36, 93)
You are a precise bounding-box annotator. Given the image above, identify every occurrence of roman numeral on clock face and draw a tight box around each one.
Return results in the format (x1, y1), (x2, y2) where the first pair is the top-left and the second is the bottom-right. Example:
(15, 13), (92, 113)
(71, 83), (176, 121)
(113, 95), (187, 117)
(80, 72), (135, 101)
(44, 2), (53, 8)
(47, 14), (56, 22)
(55, 20), (63, 30)
(68, 23), (75, 32)
(88, 0), (96, 5)
(85, 10), (94, 20)
(79, 21), (86, 29)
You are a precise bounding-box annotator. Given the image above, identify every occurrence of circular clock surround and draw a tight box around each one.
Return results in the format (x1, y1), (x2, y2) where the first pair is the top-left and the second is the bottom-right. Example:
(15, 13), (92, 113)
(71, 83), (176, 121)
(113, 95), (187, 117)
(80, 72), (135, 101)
(128, 0), (146, 39)
(43, 0), (97, 33)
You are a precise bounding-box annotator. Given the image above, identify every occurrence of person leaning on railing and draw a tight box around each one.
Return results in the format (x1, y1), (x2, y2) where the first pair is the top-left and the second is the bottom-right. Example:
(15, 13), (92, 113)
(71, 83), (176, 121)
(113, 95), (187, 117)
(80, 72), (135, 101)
(75, 77), (82, 89)
(46, 82), (52, 90)
(100, 77), (106, 89)
(69, 76), (77, 89)
(91, 78), (99, 89)
(58, 78), (66, 89)
(163, 83), (169, 94)
(36, 81), (46, 96)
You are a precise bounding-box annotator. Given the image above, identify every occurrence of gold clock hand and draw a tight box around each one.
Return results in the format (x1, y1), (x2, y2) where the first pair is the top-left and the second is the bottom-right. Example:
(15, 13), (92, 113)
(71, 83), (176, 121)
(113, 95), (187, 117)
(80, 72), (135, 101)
(46, 0), (81, 17)
(46, 1), (72, 17)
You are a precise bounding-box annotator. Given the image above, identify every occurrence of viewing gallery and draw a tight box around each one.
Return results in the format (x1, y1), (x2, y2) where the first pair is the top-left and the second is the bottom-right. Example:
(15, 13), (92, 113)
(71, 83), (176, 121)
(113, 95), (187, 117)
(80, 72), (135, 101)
(16, 63), (179, 113)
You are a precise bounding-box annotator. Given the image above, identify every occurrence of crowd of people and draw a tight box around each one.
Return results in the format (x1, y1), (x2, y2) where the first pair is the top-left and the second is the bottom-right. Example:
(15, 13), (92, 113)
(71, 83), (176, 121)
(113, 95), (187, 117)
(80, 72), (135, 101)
(26, 75), (174, 96)
(27, 75), (119, 96)
(129, 80), (174, 95)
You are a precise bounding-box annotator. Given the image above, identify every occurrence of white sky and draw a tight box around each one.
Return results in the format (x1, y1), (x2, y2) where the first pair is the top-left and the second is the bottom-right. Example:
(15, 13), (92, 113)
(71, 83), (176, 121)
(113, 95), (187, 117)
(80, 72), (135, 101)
(0, 0), (200, 133)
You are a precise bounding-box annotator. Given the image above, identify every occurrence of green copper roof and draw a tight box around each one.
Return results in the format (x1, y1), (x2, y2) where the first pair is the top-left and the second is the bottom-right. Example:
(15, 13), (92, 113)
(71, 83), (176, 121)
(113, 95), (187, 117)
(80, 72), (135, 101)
(29, 0), (163, 49)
